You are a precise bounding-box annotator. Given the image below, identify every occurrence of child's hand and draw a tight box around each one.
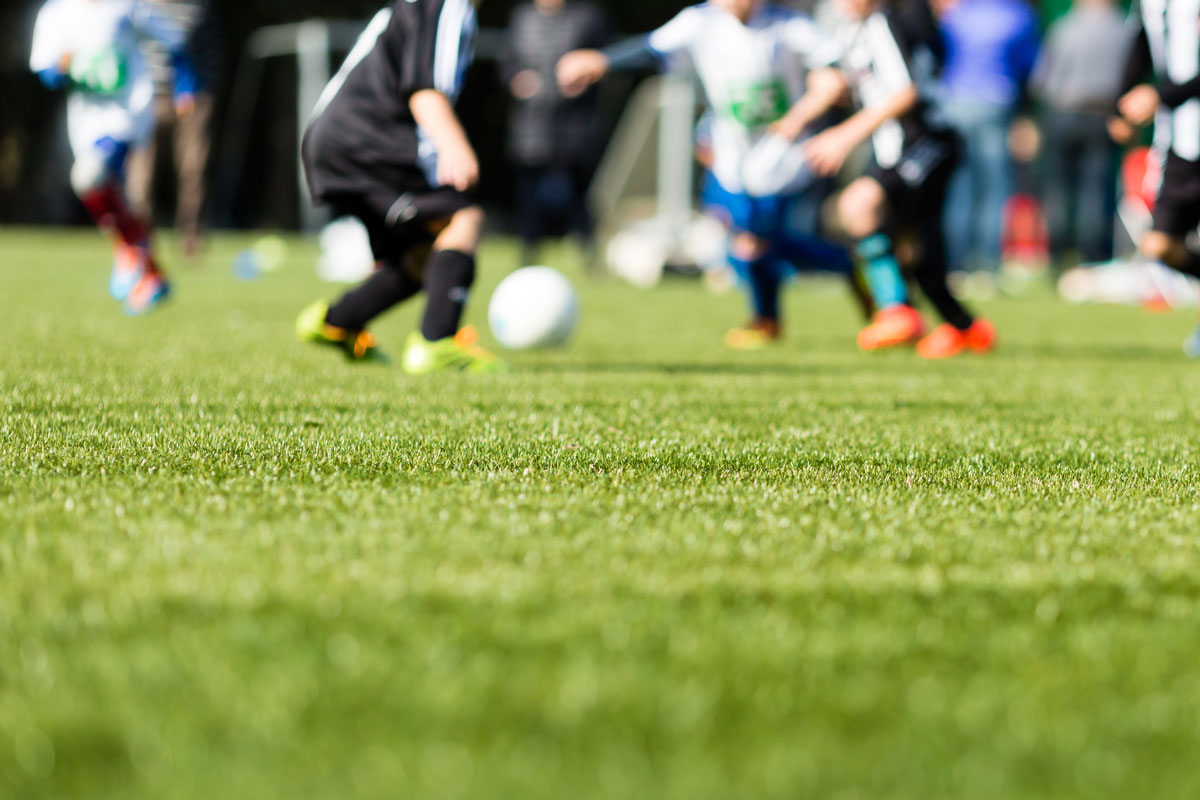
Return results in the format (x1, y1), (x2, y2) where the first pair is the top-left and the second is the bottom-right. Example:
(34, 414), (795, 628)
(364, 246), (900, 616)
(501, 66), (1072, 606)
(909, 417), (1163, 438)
(1118, 84), (1160, 127)
(804, 127), (854, 177)
(438, 141), (480, 192)
(510, 70), (543, 100)
(58, 52), (73, 74)
(557, 50), (608, 97)
(1107, 116), (1135, 145)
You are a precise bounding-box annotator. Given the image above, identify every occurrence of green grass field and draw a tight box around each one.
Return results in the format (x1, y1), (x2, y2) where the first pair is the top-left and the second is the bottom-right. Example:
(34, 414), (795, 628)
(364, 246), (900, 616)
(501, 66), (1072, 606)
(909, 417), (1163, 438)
(3, 228), (1200, 800)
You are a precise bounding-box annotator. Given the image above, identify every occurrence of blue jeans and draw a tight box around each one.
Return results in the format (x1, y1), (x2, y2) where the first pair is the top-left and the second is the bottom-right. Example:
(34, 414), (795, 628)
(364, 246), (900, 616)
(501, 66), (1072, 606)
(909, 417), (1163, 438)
(942, 101), (1013, 274)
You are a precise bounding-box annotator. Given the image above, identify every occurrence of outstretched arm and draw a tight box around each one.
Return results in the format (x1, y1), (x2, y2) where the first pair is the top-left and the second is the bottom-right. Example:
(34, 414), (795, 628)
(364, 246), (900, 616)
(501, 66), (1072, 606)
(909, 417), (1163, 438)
(556, 37), (661, 96)
(558, 8), (700, 95)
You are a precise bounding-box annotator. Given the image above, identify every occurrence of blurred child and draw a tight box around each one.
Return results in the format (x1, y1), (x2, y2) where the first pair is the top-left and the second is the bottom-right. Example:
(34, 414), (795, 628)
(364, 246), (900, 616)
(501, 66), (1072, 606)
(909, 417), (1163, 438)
(29, 0), (195, 315)
(781, 0), (996, 358)
(557, 0), (864, 350)
(295, 0), (502, 373)
(1110, 0), (1200, 356)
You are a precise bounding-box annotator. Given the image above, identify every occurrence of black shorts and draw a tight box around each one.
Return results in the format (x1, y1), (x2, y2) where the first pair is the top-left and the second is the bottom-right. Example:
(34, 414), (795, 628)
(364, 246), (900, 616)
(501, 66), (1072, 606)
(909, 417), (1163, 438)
(866, 134), (961, 228)
(302, 128), (473, 263)
(323, 183), (474, 263)
(1152, 153), (1200, 238)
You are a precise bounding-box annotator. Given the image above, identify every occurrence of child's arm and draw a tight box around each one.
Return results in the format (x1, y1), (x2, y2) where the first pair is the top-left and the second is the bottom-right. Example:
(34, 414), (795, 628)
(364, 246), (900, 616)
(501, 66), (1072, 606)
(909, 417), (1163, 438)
(804, 16), (921, 176)
(410, 90), (479, 191)
(772, 67), (850, 142)
(806, 85), (918, 176)
(558, 8), (701, 96)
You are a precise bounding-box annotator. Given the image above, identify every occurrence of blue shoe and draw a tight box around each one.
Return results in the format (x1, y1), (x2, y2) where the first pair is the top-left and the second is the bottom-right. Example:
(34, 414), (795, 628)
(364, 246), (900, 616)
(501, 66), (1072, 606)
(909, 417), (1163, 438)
(123, 271), (170, 316)
(1184, 325), (1200, 359)
(110, 245), (145, 301)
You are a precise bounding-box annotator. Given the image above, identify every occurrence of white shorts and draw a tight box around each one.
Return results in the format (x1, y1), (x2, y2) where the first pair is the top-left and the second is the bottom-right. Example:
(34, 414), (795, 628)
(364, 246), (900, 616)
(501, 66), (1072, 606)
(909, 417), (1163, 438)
(66, 79), (155, 158)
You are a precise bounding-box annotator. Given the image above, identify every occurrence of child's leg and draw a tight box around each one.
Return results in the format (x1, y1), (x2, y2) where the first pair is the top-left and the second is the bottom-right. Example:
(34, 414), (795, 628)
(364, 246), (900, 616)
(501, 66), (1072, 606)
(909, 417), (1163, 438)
(728, 231), (783, 324)
(73, 138), (159, 273)
(1141, 231), (1200, 279)
(421, 205), (485, 341)
(912, 212), (975, 331)
(838, 177), (909, 310)
(325, 261), (424, 332)
(774, 231), (854, 275)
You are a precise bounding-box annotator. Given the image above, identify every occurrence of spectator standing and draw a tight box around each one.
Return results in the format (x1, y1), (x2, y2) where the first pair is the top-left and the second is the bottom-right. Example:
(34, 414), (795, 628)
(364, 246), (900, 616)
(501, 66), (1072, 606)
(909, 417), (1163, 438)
(126, 0), (221, 257)
(938, 0), (1040, 287)
(1031, 0), (1131, 265)
(502, 0), (607, 265)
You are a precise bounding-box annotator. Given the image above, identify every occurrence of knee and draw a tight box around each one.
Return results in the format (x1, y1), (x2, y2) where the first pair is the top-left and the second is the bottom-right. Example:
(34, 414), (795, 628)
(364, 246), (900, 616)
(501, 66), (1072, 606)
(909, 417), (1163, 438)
(729, 232), (769, 262)
(838, 180), (885, 239)
(1140, 231), (1177, 263)
(435, 205), (486, 253)
(70, 155), (110, 196)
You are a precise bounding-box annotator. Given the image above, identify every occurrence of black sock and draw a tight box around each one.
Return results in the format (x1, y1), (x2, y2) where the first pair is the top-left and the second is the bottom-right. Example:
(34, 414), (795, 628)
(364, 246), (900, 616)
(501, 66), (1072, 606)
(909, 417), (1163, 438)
(915, 220), (974, 331)
(325, 263), (421, 331)
(421, 249), (476, 341)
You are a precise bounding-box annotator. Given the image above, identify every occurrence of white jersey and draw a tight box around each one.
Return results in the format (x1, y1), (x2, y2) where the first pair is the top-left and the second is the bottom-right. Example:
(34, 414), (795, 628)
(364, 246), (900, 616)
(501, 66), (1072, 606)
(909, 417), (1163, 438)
(30, 0), (183, 155)
(646, 3), (826, 196)
(826, 10), (945, 169)
(1140, 0), (1200, 162)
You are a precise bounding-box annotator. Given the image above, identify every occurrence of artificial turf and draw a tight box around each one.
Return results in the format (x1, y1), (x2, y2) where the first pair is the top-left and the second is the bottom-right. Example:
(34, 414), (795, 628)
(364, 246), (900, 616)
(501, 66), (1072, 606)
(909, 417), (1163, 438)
(2, 228), (1200, 800)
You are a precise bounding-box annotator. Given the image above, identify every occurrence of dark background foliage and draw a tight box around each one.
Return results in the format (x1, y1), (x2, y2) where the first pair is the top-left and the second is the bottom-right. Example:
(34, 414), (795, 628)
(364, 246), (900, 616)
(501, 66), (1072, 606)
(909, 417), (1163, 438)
(0, 0), (675, 227)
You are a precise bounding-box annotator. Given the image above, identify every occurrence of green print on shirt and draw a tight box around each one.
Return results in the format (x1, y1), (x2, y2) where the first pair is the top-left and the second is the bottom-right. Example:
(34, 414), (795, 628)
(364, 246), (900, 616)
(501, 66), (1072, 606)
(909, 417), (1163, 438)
(70, 49), (128, 95)
(725, 81), (790, 128)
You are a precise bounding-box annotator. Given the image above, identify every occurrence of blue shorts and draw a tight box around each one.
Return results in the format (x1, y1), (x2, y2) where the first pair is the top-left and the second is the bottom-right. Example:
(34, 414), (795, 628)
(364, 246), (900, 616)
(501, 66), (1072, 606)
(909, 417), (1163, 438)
(702, 176), (798, 239)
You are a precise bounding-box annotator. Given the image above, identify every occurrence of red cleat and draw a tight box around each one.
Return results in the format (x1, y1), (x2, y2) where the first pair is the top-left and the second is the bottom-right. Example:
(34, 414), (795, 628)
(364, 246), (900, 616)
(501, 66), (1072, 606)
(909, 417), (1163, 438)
(917, 319), (997, 359)
(857, 304), (925, 351)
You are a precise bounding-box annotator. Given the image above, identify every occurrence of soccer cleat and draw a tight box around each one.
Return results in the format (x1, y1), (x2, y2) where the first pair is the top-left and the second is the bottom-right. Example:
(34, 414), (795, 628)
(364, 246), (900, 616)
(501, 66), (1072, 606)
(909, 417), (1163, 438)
(123, 271), (169, 316)
(725, 318), (781, 350)
(295, 300), (387, 362)
(917, 319), (997, 360)
(400, 326), (506, 375)
(110, 244), (145, 301)
(857, 304), (925, 351)
(963, 318), (997, 354)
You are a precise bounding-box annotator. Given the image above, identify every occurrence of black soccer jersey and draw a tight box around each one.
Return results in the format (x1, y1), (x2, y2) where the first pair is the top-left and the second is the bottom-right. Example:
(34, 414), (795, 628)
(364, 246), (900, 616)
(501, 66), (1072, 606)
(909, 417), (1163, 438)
(1121, 0), (1200, 162)
(830, 8), (948, 169)
(303, 0), (477, 199)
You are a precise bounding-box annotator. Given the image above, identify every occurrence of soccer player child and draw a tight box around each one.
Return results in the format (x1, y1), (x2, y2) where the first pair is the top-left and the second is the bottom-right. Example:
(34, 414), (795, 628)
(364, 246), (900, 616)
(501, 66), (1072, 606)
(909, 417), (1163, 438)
(30, 0), (196, 315)
(1110, 0), (1200, 356)
(557, 0), (863, 350)
(295, 0), (502, 373)
(778, 0), (997, 358)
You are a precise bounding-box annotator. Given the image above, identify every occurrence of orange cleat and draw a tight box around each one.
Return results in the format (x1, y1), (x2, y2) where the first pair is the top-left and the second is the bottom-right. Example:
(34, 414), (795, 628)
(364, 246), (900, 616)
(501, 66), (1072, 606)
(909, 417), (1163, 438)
(917, 319), (997, 359)
(963, 318), (997, 353)
(857, 304), (925, 351)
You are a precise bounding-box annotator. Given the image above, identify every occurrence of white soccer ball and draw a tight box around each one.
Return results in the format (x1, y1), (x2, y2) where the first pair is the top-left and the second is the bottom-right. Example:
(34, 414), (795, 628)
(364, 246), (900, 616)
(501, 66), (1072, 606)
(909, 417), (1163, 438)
(488, 266), (580, 350)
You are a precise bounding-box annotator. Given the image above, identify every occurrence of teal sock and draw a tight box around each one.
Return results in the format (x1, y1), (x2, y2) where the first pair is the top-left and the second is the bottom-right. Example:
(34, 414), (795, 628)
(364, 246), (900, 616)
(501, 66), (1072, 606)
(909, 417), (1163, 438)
(854, 234), (908, 309)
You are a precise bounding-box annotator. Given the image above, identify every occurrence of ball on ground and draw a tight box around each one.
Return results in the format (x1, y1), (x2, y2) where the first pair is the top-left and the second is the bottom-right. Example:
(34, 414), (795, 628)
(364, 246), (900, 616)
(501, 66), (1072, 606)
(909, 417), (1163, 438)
(488, 267), (579, 350)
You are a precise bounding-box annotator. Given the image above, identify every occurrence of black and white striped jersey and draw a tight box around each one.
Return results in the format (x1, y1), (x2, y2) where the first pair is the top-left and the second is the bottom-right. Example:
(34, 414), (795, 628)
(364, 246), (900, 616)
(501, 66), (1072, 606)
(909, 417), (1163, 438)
(828, 8), (947, 169)
(304, 0), (476, 198)
(1122, 0), (1200, 162)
